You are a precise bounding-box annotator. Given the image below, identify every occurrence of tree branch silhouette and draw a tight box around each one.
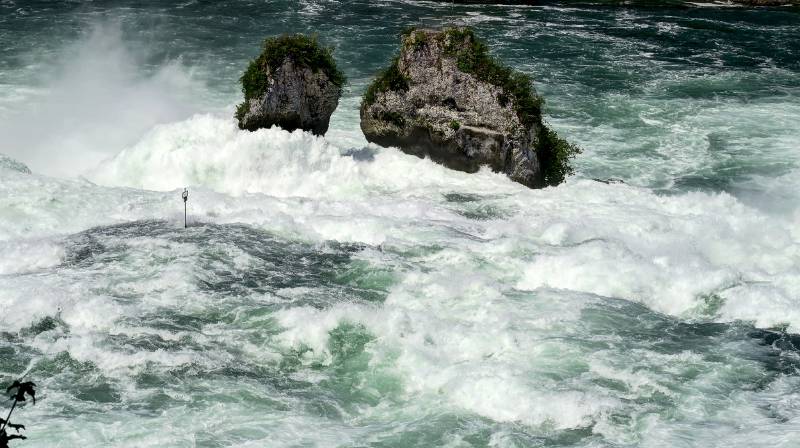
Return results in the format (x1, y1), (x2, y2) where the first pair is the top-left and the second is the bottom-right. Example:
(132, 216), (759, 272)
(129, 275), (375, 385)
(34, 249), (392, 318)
(0, 381), (36, 448)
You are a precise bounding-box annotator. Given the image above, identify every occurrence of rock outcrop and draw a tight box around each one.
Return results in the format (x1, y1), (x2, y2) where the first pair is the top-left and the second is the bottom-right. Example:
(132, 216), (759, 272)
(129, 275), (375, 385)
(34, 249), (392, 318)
(236, 34), (345, 136)
(0, 154), (31, 174)
(360, 27), (579, 188)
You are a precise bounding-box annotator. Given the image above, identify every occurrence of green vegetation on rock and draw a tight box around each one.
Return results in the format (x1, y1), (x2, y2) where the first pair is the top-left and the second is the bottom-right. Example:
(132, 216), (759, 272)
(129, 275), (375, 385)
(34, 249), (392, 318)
(438, 27), (544, 128)
(363, 57), (410, 106)
(236, 34), (346, 121)
(537, 124), (582, 187)
(380, 110), (406, 127)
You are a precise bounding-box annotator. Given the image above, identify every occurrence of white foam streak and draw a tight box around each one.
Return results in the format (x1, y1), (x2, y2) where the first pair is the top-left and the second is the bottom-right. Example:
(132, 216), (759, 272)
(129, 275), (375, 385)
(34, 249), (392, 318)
(0, 238), (63, 275)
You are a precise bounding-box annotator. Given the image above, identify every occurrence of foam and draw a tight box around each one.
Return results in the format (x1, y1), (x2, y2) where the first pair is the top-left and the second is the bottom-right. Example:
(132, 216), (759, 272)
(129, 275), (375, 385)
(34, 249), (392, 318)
(2, 4), (799, 446)
(88, 113), (509, 199)
(3, 112), (798, 333)
(271, 268), (616, 430)
(0, 238), (64, 275)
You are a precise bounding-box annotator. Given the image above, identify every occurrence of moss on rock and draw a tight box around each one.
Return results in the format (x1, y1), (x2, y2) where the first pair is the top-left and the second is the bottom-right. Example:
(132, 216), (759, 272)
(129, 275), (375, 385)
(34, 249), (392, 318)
(363, 57), (410, 106)
(242, 33), (344, 93)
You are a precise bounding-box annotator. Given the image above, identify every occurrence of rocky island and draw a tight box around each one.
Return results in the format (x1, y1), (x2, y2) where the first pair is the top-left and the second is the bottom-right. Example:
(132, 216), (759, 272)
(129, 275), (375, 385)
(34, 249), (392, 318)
(236, 34), (345, 136)
(360, 27), (580, 188)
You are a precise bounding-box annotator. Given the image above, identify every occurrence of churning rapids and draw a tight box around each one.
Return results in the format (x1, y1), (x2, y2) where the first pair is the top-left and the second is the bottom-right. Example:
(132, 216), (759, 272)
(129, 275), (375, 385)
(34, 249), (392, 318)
(1, 1), (799, 447)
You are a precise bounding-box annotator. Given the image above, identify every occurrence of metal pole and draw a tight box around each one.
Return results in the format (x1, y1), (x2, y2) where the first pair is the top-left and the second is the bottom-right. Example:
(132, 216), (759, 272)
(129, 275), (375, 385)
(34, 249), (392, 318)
(182, 188), (188, 228)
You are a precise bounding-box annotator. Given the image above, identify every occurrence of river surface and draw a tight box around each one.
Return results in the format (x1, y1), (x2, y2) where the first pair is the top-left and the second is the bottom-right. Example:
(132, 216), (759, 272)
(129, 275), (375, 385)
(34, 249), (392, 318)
(1, 1), (799, 446)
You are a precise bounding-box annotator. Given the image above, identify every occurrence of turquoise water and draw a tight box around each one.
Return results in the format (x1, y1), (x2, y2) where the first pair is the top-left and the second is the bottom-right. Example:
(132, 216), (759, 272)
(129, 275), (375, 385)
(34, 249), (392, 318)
(1, 1), (799, 447)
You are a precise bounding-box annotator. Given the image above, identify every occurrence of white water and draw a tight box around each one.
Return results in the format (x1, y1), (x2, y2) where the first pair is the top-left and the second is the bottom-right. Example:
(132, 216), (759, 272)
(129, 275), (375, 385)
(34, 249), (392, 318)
(0, 23), (201, 177)
(3, 110), (798, 331)
(1, 5), (800, 447)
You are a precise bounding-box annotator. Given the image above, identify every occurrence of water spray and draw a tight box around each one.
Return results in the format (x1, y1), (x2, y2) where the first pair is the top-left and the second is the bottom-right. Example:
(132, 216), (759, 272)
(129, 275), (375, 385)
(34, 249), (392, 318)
(182, 188), (188, 228)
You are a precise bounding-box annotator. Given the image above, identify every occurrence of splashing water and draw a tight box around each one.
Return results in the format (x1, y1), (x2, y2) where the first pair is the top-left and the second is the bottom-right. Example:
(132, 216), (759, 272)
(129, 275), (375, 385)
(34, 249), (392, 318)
(1, 1), (799, 447)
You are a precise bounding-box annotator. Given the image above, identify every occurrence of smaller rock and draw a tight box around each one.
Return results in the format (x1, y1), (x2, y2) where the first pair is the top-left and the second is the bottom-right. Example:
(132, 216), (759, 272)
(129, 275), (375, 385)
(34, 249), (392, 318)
(236, 34), (346, 136)
(0, 153), (32, 174)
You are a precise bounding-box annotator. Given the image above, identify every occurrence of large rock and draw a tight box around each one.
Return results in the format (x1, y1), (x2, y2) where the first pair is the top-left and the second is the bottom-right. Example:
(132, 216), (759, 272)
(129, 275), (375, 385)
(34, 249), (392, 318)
(360, 27), (579, 188)
(236, 34), (345, 136)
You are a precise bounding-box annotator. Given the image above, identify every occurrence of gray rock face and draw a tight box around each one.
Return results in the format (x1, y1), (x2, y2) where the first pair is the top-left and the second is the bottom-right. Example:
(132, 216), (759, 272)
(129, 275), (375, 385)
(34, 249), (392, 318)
(360, 29), (543, 188)
(0, 154), (31, 174)
(238, 59), (341, 136)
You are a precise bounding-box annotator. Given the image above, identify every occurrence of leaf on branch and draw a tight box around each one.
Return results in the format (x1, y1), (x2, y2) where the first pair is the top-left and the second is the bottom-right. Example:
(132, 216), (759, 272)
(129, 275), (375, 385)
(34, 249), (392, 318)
(0, 429), (28, 448)
(6, 382), (36, 405)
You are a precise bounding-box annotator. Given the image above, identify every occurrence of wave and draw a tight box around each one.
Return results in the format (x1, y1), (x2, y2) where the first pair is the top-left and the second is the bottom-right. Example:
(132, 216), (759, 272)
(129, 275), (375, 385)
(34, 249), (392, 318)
(87, 113), (512, 198)
(0, 111), (793, 335)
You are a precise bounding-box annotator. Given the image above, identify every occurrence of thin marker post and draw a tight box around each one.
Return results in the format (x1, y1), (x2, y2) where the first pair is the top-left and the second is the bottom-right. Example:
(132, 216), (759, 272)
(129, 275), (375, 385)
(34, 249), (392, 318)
(182, 188), (188, 228)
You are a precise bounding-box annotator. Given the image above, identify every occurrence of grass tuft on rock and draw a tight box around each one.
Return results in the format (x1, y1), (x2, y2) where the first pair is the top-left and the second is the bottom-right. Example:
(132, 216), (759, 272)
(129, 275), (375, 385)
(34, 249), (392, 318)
(363, 57), (410, 105)
(237, 34), (345, 120)
(438, 27), (544, 127)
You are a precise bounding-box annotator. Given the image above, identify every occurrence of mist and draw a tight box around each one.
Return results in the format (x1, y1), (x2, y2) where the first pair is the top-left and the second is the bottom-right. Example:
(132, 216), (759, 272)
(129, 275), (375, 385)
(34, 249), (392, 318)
(0, 22), (201, 177)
